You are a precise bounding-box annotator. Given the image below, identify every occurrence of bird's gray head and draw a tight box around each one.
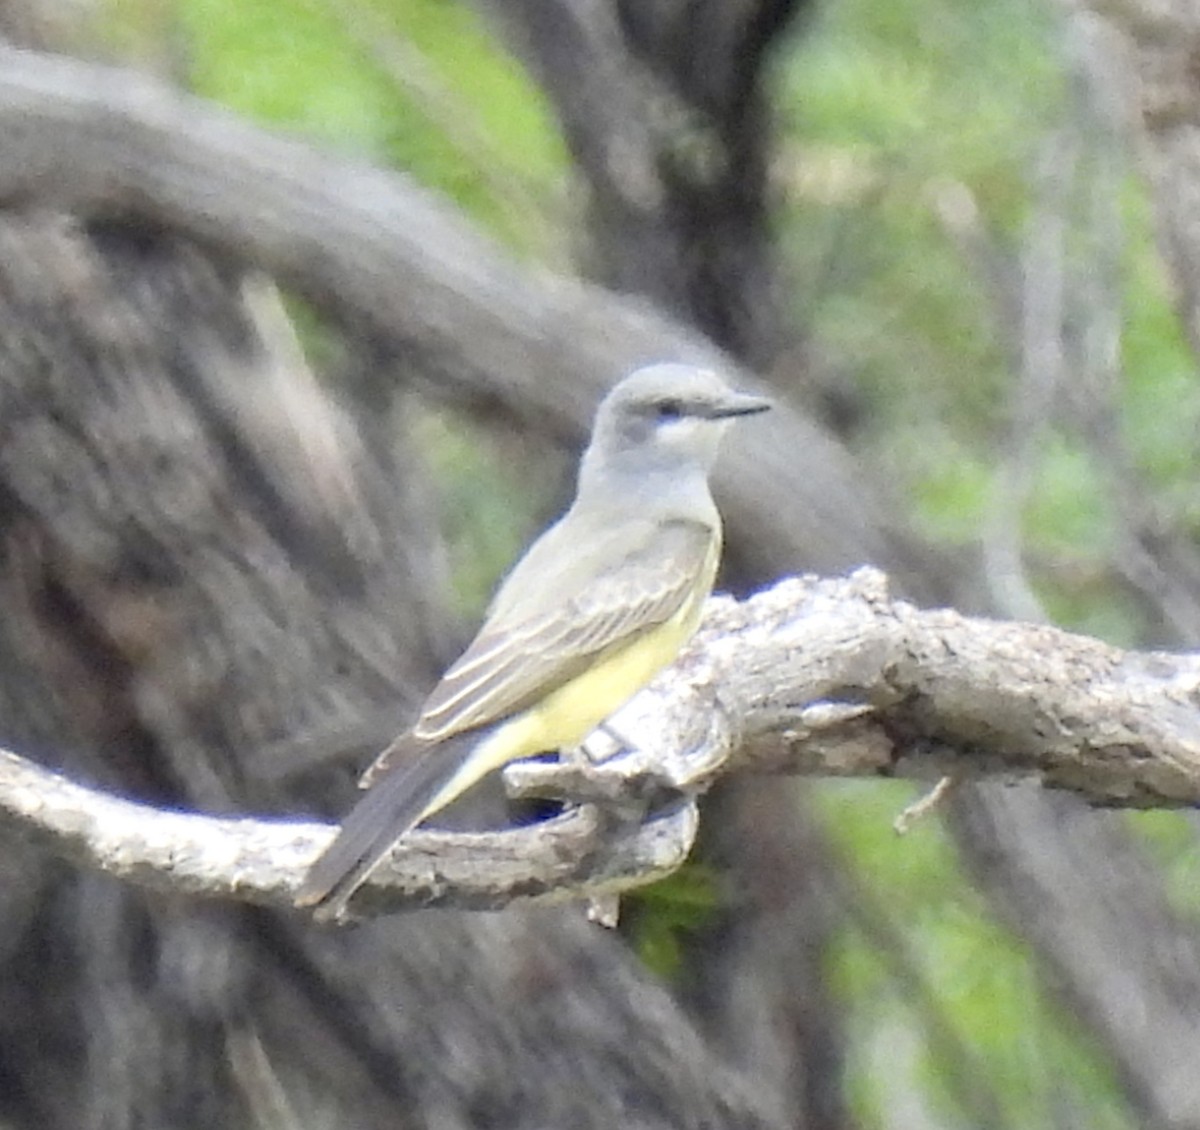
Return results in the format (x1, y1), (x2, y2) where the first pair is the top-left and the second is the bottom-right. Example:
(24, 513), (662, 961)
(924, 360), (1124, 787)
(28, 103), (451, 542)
(579, 364), (771, 493)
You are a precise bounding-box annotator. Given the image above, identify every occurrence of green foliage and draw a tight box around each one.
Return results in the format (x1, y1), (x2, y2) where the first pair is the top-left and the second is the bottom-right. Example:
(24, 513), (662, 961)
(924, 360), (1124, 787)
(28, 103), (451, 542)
(820, 781), (1133, 1128)
(182, 0), (398, 145)
(172, 0), (569, 252)
(1120, 208), (1200, 494)
(782, 0), (1200, 653)
(1127, 808), (1200, 918)
(623, 862), (722, 982)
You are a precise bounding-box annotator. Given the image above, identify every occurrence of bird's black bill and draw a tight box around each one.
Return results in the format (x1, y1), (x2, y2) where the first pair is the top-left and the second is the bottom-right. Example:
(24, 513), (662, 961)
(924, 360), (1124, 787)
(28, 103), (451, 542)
(710, 394), (772, 419)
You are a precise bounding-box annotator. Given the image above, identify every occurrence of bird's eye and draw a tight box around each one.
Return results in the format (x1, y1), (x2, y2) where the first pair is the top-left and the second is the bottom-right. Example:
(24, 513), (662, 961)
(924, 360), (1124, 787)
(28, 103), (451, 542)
(655, 399), (684, 421)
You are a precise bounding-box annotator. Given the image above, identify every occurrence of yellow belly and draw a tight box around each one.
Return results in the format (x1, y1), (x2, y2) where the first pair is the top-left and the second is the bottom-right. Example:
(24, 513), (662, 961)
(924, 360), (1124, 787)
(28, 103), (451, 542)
(511, 606), (699, 753)
(418, 589), (707, 821)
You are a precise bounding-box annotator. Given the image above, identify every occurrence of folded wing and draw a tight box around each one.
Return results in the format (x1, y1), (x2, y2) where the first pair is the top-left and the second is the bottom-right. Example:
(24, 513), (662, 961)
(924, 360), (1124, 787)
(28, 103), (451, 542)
(360, 517), (716, 785)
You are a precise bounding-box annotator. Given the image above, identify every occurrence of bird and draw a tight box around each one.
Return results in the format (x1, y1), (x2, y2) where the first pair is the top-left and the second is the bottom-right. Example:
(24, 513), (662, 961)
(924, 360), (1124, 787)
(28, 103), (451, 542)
(295, 362), (771, 919)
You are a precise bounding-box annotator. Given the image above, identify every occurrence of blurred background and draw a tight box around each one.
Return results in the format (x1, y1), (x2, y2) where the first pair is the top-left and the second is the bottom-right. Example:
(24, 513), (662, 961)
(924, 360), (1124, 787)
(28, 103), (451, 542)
(1, 0), (1199, 1127)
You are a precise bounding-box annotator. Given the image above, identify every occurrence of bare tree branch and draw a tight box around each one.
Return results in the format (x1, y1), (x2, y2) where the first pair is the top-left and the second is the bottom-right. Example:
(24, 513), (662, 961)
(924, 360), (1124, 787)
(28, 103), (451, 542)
(555, 567), (1200, 808)
(5, 567), (1200, 919)
(0, 744), (699, 915)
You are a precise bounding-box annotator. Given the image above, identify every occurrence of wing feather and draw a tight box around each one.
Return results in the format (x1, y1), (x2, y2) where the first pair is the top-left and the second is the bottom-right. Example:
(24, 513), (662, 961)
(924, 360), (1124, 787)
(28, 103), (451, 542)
(420, 519), (713, 736)
(361, 518), (715, 783)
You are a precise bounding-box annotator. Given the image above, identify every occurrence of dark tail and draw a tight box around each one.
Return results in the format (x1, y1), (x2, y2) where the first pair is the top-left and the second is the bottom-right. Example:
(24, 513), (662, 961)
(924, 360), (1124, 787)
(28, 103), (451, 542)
(294, 730), (479, 921)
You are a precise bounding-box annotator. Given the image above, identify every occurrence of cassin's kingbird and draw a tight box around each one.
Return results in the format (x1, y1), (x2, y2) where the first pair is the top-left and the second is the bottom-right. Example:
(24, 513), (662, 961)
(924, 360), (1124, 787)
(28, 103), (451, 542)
(295, 363), (770, 918)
